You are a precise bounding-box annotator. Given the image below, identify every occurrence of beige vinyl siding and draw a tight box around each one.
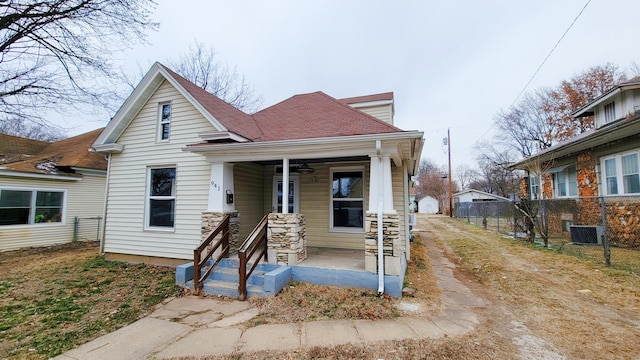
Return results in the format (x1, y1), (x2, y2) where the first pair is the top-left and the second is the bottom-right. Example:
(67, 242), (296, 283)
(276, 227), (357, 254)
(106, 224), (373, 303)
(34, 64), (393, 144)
(255, 161), (407, 251)
(356, 104), (393, 125)
(104, 80), (216, 260)
(301, 162), (369, 249)
(234, 162), (266, 242)
(0, 175), (105, 251)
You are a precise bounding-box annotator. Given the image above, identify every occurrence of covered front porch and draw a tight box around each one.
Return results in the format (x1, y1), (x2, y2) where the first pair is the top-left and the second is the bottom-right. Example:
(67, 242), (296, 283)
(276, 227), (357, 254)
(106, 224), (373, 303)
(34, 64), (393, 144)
(183, 133), (422, 297)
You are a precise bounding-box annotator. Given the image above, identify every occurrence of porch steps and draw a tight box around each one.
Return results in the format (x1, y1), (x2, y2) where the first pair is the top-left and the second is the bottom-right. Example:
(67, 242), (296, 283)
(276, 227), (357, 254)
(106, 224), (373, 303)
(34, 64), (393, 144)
(194, 258), (279, 299)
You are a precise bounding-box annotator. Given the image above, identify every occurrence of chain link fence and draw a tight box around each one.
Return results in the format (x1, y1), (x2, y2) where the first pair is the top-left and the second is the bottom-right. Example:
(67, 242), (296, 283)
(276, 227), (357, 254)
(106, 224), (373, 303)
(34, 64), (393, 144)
(73, 216), (102, 242)
(455, 197), (640, 274)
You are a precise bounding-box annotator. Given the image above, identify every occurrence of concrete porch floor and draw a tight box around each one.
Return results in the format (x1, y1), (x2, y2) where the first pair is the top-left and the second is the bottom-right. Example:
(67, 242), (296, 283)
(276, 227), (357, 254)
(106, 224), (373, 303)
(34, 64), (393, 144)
(298, 247), (364, 271)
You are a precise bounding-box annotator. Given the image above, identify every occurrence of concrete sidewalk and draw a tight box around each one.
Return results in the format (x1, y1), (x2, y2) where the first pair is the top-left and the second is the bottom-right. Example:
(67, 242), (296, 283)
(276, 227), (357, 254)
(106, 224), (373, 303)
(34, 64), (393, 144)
(54, 238), (485, 359)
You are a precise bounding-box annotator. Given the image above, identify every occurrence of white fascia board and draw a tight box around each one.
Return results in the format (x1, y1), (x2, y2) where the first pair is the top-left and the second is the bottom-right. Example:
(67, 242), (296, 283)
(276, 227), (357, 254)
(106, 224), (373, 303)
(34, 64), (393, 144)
(0, 170), (81, 181)
(91, 143), (124, 154)
(350, 99), (393, 108)
(185, 131), (423, 163)
(94, 64), (166, 145)
(198, 131), (250, 143)
(572, 88), (621, 117)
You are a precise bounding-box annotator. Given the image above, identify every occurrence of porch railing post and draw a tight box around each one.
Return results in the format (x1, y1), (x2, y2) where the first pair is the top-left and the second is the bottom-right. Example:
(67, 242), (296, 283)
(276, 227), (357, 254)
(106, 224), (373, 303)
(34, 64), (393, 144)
(223, 217), (229, 258)
(193, 249), (201, 296)
(239, 251), (247, 301)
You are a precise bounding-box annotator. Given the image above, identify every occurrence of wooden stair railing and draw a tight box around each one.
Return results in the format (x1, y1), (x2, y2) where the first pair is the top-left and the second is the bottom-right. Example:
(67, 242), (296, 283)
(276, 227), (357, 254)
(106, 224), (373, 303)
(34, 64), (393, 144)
(238, 215), (269, 301)
(193, 215), (230, 296)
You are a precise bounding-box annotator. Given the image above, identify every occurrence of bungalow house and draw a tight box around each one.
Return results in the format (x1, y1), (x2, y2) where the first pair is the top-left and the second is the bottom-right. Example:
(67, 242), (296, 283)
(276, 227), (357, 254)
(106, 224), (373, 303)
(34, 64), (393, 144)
(92, 63), (424, 295)
(512, 76), (640, 247)
(0, 129), (107, 251)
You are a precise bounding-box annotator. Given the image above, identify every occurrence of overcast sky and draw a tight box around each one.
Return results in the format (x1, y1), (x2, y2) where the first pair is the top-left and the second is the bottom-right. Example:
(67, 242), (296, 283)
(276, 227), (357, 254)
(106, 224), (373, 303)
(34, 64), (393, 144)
(71, 0), (639, 170)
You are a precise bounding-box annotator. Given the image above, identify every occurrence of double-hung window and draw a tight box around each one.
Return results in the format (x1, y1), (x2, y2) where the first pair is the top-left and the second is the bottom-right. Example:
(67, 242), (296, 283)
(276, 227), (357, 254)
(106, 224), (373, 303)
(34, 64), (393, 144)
(147, 167), (176, 229)
(602, 150), (640, 195)
(331, 168), (364, 231)
(0, 188), (64, 225)
(553, 165), (577, 198)
(158, 102), (172, 141)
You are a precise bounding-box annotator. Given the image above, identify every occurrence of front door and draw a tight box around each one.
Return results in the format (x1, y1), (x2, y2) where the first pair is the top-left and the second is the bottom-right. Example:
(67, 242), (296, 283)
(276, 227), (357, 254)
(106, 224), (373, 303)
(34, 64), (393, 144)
(273, 176), (300, 213)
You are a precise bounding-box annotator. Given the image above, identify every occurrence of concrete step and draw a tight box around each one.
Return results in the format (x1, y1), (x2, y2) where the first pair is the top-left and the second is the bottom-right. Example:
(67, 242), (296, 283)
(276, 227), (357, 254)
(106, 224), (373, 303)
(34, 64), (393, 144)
(201, 266), (266, 286)
(201, 279), (267, 298)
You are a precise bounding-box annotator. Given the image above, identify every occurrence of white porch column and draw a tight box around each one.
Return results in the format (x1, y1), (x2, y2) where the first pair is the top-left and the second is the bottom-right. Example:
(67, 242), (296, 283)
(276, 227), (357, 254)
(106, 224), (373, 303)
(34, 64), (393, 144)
(282, 158), (289, 214)
(208, 163), (235, 212)
(368, 155), (395, 213)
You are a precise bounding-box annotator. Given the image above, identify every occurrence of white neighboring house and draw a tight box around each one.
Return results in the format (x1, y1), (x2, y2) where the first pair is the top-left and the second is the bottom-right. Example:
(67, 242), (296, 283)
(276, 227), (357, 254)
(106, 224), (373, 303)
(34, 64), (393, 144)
(417, 195), (439, 214)
(0, 129), (107, 251)
(454, 189), (511, 204)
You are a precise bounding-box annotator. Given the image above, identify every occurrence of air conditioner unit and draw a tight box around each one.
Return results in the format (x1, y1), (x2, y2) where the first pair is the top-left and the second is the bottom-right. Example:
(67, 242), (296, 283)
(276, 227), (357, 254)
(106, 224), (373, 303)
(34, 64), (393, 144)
(569, 225), (604, 245)
(408, 214), (417, 226)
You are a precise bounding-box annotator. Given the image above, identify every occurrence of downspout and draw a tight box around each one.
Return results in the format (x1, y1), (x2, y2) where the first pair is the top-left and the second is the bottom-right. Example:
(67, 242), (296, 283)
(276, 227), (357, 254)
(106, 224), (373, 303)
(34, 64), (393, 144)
(376, 140), (385, 295)
(99, 153), (111, 255)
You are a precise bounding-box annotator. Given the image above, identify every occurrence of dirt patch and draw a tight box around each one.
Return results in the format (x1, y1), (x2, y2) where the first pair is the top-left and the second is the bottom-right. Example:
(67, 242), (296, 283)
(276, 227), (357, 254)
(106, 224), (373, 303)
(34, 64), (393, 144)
(195, 215), (639, 359)
(427, 215), (640, 359)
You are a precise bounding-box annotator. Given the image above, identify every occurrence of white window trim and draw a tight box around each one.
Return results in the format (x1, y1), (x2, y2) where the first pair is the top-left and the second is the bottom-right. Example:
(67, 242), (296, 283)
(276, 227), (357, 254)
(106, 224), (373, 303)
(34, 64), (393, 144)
(0, 186), (67, 227)
(329, 166), (365, 233)
(157, 102), (172, 142)
(604, 101), (616, 123)
(144, 166), (177, 232)
(552, 165), (578, 198)
(600, 148), (640, 196)
(272, 175), (300, 213)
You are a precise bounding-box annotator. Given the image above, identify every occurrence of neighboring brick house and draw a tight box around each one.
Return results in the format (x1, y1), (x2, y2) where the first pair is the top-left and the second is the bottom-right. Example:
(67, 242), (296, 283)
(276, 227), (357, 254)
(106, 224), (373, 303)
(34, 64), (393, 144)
(512, 77), (640, 247)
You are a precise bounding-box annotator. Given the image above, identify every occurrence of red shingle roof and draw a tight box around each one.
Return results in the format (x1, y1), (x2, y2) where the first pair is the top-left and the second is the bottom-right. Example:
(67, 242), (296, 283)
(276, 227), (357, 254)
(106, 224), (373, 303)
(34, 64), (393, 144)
(3, 128), (107, 175)
(251, 92), (402, 141)
(159, 65), (264, 140)
(339, 92), (394, 105)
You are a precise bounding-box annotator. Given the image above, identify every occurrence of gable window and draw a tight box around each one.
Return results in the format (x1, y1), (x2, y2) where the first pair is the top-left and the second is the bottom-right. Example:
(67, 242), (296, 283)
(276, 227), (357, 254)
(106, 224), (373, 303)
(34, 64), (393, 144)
(601, 150), (640, 195)
(0, 188), (64, 226)
(146, 167), (176, 229)
(158, 102), (172, 141)
(604, 102), (616, 123)
(331, 168), (364, 231)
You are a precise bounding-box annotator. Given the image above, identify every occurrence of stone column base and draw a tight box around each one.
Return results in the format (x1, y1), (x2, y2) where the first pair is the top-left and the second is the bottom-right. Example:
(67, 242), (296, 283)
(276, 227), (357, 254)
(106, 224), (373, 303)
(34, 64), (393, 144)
(267, 213), (307, 266)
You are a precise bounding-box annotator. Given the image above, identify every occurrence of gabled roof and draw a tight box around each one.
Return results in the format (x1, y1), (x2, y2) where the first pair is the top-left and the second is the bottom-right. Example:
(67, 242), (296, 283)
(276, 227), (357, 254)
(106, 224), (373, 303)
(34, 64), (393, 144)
(1, 128), (107, 176)
(573, 76), (640, 118)
(0, 133), (50, 164)
(251, 92), (403, 141)
(94, 63), (409, 148)
(454, 189), (511, 201)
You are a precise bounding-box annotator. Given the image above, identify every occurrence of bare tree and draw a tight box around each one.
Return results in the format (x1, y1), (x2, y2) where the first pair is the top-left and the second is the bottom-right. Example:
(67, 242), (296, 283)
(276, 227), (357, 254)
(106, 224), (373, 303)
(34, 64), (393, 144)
(167, 41), (263, 113)
(0, 118), (65, 141)
(471, 141), (520, 198)
(455, 164), (476, 191)
(494, 64), (625, 158)
(0, 0), (158, 135)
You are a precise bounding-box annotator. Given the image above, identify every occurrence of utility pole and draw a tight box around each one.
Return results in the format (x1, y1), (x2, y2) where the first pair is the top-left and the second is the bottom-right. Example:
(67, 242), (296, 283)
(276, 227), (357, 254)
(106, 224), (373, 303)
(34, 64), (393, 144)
(447, 128), (453, 217)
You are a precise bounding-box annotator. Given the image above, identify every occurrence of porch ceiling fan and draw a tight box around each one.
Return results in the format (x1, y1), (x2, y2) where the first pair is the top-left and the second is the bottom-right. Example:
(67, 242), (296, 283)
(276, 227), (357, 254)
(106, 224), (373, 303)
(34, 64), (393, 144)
(296, 162), (315, 174)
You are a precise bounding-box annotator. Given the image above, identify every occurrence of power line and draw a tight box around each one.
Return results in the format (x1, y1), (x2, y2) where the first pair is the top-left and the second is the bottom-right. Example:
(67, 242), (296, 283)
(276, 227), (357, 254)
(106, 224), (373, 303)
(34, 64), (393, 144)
(472, 0), (592, 144)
